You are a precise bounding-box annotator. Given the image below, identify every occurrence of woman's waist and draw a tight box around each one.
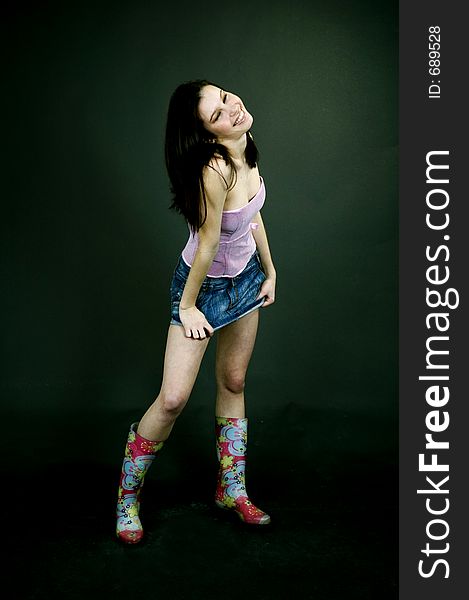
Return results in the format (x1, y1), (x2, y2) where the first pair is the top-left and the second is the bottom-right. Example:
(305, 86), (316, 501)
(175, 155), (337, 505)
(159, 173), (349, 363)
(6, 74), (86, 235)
(190, 227), (254, 246)
(178, 245), (259, 280)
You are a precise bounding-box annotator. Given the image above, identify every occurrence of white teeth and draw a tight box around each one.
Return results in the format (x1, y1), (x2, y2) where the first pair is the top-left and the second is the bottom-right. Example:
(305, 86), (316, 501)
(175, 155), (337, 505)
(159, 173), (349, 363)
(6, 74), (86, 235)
(235, 109), (244, 126)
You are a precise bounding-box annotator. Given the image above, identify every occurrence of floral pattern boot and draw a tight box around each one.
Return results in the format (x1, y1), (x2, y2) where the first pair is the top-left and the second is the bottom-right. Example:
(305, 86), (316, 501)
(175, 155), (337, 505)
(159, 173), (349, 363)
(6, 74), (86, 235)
(215, 417), (270, 525)
(116, 422), (164, 544)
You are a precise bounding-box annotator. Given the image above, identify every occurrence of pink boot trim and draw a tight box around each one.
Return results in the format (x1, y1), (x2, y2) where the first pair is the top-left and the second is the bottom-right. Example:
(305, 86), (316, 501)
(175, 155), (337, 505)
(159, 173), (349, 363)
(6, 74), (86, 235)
(215, 417), (270, 525)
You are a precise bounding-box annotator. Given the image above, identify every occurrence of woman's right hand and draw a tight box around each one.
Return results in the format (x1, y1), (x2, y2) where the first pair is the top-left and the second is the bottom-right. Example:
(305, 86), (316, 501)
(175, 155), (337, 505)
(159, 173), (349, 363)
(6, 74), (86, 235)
(179, 306), (214, 339)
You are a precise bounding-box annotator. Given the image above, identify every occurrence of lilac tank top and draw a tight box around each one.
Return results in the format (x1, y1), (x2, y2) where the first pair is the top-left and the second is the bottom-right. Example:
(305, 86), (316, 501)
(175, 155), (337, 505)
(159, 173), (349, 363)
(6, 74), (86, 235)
(181, 176), (266, 277)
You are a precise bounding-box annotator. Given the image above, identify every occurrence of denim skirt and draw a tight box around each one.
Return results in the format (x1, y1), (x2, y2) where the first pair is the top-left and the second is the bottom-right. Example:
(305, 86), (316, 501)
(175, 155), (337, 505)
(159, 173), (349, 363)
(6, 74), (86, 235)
(170, 250), (266, 331)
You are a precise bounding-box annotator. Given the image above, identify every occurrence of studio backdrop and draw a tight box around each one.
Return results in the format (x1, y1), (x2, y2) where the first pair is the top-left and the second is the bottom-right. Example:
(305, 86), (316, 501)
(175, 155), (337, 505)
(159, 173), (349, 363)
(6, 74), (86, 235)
(2, 0), (398, 597)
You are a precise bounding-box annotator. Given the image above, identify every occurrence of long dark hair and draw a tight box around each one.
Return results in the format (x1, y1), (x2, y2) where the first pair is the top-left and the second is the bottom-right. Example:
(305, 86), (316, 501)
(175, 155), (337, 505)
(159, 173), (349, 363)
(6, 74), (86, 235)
(164, 79), (259, 232)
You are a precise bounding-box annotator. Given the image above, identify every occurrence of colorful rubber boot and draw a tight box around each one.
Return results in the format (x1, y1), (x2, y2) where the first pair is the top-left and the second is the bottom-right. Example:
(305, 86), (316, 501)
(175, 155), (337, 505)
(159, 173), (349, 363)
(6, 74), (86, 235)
(116, 422), (164, 544)
(215, 416), (270, 525)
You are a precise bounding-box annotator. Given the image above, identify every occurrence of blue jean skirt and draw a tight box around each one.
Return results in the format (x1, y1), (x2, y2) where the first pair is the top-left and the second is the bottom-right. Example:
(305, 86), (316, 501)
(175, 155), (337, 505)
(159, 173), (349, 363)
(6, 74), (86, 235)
(170, 250), (266, 331)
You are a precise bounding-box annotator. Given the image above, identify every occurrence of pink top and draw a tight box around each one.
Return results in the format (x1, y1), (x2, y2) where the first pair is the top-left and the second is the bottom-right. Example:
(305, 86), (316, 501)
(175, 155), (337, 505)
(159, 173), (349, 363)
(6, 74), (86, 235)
(181, 176), (266, 277)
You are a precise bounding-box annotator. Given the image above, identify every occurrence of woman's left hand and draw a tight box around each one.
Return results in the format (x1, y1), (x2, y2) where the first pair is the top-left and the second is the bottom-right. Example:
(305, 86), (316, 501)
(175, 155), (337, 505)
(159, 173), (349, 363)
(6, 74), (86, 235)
(256, 276), (276, 307)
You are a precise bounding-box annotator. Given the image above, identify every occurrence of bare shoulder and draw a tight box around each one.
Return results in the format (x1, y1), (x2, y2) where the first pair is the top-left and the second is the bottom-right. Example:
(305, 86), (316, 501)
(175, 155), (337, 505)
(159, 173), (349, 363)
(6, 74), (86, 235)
(202, 158), (231, 205)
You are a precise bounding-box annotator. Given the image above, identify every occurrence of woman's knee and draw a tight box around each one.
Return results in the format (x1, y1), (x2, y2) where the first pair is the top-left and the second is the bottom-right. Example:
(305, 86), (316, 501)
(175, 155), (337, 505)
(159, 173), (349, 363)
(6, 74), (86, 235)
(217, 370), (246, 395)
(159, 390), (189, 416)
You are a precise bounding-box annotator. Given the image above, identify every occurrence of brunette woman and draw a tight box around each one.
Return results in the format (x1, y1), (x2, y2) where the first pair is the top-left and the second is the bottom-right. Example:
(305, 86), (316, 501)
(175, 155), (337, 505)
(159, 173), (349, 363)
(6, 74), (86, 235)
(116, 80), (276, 543)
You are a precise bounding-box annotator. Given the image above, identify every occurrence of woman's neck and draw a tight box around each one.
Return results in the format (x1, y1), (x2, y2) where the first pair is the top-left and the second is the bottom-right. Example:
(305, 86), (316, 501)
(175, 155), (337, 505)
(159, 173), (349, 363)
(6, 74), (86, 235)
(217, 133), (247, 162)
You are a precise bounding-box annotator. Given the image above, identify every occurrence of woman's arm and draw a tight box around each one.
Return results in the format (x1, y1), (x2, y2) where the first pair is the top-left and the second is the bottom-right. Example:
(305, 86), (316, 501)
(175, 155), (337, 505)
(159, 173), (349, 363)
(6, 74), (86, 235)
(250, 211), (276, 307)
(179, 165), (227, 338)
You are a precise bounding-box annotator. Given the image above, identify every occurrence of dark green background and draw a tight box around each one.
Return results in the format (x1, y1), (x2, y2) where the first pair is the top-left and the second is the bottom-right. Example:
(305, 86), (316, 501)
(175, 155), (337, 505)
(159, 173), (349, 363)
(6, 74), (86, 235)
(3, 0), (397, 597)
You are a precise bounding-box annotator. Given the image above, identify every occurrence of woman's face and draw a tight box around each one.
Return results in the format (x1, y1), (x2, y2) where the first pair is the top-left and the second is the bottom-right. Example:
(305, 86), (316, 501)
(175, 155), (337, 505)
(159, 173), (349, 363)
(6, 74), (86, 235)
(197, 85), (253, 141)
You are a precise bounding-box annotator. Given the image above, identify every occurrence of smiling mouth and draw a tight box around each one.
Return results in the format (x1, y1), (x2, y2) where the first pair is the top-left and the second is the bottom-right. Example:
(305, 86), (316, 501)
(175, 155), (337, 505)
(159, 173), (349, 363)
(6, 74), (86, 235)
(234, 109), (246, 126)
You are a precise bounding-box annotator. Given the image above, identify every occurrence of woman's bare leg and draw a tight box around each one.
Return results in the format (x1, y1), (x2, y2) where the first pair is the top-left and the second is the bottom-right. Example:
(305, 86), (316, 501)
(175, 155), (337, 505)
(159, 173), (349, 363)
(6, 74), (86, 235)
(215, 309), (260, 417)
(137, 324), (211, 440)
(213, 309), (270, 524)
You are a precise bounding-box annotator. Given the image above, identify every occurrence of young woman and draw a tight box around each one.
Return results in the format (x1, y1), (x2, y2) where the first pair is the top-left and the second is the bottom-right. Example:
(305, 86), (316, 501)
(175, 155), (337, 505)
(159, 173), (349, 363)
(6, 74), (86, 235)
(116, 80), (277, 544)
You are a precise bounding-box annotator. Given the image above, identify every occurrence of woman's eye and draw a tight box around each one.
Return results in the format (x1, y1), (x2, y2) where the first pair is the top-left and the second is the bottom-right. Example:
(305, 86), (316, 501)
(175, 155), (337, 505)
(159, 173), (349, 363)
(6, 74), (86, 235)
(214, 111), (221, 121)
(223, 93), (228, 102)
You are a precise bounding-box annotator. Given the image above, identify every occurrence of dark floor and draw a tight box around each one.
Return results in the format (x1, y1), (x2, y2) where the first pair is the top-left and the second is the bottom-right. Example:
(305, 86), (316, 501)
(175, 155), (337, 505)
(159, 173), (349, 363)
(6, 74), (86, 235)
(9, 405), (397, 600)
